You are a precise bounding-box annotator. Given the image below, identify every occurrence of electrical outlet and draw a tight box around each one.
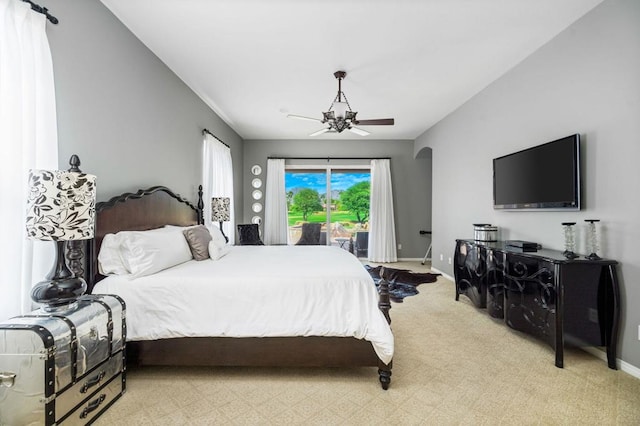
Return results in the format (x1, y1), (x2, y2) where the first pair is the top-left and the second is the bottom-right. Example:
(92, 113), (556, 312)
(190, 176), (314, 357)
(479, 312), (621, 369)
(397, 243), (402, 250)
(588, 308), (598, 323)
(440, 254), (444, 261)
(448, 257), (452, 265)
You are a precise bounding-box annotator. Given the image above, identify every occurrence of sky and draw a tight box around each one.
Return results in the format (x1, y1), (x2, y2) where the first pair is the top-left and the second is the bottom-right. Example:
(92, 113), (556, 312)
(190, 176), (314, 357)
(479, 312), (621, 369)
(285, 172), (369, 194)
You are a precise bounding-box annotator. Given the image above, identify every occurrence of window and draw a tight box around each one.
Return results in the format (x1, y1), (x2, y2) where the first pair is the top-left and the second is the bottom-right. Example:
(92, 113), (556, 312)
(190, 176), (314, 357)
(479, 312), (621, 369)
(202, 133), (234, 243)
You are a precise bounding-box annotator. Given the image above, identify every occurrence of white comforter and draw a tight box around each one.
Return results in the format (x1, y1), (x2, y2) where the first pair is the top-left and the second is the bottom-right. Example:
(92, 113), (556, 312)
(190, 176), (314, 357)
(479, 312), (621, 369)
(92, 245), (394, 364)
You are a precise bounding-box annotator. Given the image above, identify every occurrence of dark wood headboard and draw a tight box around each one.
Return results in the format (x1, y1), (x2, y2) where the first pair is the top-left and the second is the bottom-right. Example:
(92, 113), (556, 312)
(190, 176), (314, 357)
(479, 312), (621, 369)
(86, 185), (203, 292)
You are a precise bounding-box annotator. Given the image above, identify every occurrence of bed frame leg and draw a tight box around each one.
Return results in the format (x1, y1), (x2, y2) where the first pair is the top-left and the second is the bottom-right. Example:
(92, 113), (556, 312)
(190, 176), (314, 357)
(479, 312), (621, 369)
(378, 362), (392, 390)
(377, 269), (392, 389)
(377, 273), (392, 325)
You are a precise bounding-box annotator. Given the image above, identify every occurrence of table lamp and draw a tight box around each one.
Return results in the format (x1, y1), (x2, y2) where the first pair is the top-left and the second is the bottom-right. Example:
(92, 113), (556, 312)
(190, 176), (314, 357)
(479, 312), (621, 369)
(211, 197), (230, 243)
(26, 168), (96, 311)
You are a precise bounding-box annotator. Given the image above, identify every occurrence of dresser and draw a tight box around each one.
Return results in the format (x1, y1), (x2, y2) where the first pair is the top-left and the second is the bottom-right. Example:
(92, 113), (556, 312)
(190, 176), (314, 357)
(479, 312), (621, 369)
(454, 239), (620, 369)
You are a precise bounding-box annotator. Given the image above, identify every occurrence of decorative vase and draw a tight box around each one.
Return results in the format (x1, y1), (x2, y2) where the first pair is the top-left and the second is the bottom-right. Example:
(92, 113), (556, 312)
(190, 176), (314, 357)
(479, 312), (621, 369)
(585, 219), (601, 260)
(562, 222), (578, 259)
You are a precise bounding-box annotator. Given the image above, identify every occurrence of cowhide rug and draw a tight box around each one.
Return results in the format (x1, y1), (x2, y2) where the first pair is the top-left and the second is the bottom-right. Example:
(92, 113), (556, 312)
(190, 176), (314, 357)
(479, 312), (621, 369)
(365, 265), (440, 303)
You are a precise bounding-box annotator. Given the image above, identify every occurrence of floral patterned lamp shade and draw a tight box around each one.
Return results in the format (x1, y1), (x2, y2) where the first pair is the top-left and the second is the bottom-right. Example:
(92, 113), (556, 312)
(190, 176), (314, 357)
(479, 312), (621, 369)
(211, 197), (231, 222)
(26, 170), (96, 241)
(26, 169), (96, 310)
(211, 197), (231, 243)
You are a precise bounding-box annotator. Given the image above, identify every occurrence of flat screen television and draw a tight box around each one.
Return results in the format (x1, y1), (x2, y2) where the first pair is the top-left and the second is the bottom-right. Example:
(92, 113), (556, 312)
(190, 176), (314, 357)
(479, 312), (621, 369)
(493, 134), (581, 210)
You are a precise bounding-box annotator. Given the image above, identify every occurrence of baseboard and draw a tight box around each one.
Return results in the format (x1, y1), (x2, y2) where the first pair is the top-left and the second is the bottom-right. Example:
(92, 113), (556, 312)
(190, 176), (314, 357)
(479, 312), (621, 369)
(580, 346), (640, 379)
(398, 257), (424, 262)
(430, 267), (454, 282)
(622, 359), (640, 379)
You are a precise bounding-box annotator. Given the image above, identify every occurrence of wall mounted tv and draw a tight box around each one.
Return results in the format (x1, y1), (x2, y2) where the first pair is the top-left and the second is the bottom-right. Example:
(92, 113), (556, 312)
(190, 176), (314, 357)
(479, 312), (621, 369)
(493, 134), (581, 210)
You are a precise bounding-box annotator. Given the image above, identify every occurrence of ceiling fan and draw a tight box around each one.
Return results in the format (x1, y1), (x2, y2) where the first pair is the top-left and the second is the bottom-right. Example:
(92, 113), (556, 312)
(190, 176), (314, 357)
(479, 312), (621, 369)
(287, 71), (394, 137)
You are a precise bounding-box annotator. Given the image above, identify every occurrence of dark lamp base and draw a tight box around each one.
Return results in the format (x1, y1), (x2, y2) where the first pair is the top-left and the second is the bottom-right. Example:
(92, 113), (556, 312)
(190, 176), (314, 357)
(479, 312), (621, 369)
(31, 240), (87, 310)
(218, 221), (229, 243)
(31, 276), (87, 308)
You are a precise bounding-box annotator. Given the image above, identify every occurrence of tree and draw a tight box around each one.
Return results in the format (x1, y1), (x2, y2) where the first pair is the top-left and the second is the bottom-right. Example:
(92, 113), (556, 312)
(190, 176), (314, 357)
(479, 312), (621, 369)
(291, 188), (323, 221)
(286, 190), (294, 210)
(340, 181), (370, 224)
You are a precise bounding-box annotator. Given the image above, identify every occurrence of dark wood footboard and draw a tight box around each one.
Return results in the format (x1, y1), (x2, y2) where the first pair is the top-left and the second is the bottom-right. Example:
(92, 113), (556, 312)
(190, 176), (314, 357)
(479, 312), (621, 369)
(129, 337), (392, 390)
(129, 337), (380, 367)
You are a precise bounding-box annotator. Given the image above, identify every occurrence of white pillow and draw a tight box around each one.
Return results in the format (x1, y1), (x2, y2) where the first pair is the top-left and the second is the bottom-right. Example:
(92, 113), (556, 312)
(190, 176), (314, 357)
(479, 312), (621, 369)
(119, 229), (193, 278)
(208, 225), (228, 248)
(98, 233), (129, 275)
(208, 240), (231, 261)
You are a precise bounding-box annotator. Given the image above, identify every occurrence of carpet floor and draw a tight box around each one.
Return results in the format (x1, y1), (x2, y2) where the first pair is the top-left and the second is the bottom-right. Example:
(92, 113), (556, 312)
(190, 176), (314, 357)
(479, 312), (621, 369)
(94, 261), (640, 425)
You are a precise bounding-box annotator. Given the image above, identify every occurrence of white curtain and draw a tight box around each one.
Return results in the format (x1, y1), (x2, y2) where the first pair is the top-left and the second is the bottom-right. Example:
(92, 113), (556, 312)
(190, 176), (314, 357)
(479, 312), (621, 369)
(263, 158), (288, 245)
(368, 159), (397, 262)
(0, 0), (58, 320)
(202, 134), (234, 244)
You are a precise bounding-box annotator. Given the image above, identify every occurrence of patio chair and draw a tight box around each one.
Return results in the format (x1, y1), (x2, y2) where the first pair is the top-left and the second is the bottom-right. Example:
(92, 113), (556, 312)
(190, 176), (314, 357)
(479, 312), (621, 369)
(296, 223), (322, 245)
(354, 231), (368, 257)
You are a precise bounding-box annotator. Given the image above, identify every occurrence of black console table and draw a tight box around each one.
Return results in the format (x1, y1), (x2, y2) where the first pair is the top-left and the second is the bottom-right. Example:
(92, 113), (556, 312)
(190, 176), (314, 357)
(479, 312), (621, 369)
(454, 239), (620, 369)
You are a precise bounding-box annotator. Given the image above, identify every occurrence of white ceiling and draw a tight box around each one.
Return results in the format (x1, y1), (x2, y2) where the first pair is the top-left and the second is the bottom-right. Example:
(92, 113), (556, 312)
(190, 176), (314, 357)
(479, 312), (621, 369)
(100, 0), (603, 141)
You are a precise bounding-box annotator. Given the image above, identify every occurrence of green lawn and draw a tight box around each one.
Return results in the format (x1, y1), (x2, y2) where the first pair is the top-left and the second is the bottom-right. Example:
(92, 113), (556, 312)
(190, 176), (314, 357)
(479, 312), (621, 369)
(287, 211), (363, 227)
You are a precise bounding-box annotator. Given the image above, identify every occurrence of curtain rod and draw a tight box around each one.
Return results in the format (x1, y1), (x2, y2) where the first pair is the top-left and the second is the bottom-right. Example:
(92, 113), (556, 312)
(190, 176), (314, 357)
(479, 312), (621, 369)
(202, 128), (230, 148)
(21, 0), (58, 24)
(267, 156), (390, 161)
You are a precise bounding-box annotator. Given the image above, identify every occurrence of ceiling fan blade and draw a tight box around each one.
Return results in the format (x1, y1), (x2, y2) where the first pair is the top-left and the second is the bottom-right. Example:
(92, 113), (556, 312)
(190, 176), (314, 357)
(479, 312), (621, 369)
(348, 126), (370, 137)
(353, 118), (394, 126)
(309, 128), (331, 137)
(288, 114), (323, 123)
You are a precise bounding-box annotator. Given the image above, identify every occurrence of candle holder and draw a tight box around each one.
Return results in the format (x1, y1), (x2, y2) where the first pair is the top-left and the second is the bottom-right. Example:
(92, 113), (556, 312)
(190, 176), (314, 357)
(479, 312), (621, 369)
(561, 222), (578, 259)
(585, 219), (601, 260)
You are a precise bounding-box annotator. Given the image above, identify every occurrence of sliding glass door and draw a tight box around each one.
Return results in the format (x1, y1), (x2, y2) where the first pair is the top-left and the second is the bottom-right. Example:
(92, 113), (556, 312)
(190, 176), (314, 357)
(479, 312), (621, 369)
(286, 170), (327, 244)
(285, 167), (370, 255)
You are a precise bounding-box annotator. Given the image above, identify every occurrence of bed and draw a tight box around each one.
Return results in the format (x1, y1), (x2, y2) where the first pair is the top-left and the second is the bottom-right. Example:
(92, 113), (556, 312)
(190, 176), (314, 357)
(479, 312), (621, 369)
(83, 186), (394, 389)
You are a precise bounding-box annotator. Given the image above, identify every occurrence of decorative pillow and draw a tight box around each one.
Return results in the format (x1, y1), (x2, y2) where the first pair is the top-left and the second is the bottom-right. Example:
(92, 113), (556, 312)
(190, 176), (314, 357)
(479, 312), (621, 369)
(182, 225), (213, 261)
(97, 233), (129, 275)
(208, 240), (232, 261)
(236, 224), (264, 245)
(119, 228), (193, 278)
(296, 223), (322, 245)
(166, 224), (226, 245)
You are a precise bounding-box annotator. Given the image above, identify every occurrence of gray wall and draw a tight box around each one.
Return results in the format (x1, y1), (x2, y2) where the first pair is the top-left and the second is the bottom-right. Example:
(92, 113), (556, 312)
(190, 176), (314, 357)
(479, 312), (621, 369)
(41, 0), (243, 217)
(415, 0), (640, 370)
(243, 139), (432, 258)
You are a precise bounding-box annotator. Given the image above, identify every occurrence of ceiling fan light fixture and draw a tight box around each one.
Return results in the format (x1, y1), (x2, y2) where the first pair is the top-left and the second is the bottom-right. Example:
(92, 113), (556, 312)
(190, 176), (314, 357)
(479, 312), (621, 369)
(322, 111), (335, 122)
(288, 71), (394, 136)
(332, 101), (348, 119)
(333, 119), (351, 133)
